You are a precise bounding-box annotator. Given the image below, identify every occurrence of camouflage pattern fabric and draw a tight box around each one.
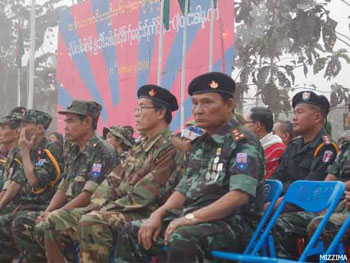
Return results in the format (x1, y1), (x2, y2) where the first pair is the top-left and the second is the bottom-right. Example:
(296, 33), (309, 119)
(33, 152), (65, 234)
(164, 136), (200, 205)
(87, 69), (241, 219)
(307, 200), (349, 248)
(21, 109), (52, 130)
(1, 146), (22, 194)
(15, 133), (116, 261)
(273, 211), (317, 259)
(12, 138), (63, 207)
(0, 137), (63, 261)
(115, 118), (265, 263)
(12, 211), (46, 262)
(270, 129), (338, 192)
(58, 100), (102, 120)
(45, 128), (183, 263)
(57, 133), (116, 201)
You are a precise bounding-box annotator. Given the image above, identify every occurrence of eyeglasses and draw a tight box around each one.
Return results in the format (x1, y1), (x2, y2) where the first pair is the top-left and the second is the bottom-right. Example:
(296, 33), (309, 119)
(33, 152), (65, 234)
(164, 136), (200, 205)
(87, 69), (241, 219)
(243, 121), (257, 125)
(134, 106), (155, 113)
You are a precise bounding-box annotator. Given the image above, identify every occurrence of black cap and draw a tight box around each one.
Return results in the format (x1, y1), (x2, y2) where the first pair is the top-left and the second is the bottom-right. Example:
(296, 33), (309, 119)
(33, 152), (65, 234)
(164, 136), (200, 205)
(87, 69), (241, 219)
(292, 91), (330, 116)
(188, 72), (236, 97)
(137, 85), (178, 112)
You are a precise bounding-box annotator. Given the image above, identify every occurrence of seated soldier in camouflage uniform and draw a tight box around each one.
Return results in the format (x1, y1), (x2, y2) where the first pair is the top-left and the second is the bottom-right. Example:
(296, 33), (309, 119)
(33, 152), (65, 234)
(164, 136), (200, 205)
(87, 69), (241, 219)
(306, 139), (350, 246)
(0, 107), (26, 202)
(103, 125), (135, 163)
(0, 109), (63, 262)
(269, 92), (339, 258)
(115, 72), (265, 263)
(44, 85), (183, 263)
(12, 101), (116, 262)
(91, 125), (135, 207)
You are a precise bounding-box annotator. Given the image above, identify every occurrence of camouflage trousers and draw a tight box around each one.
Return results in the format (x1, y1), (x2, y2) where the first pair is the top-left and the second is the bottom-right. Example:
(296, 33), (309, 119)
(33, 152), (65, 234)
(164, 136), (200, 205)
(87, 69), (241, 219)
(115, 215), (254, 263)
(44, 207), (147, 263)
(0, 208), (23, 261)
(12, 211), (47, 262)
(44, 207), (87, 262)
(78, 210), (146, 263)
(307, 199), (350, 246)
(273, 211), (317, 259)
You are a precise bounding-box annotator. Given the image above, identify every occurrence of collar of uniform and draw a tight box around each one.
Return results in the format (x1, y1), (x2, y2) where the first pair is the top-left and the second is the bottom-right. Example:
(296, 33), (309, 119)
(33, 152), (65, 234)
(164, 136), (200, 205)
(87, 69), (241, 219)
(32, 137), (49, 152)
(142, 128), (171, 153)
(210, 118), (238, 146)
(71, 132), (100, 156)
(296, 128), (327, 149)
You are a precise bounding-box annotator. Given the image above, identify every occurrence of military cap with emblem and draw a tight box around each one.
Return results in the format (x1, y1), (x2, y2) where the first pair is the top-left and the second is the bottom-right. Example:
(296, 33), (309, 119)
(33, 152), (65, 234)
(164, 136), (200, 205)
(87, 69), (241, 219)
(292, 91), (330, 116)
(188, 72), (236, 97)
(58, 100), (102, 120)
(21, 109), (52, 130)
(0, 106), (26, 124)
(137, 85), (178, 112)
(103, 125), (135, 147)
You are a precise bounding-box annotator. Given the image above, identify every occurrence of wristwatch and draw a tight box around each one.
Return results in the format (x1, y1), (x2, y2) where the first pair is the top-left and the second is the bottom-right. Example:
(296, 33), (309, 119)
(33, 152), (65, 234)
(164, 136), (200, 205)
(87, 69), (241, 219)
(185, 213), (199, 223)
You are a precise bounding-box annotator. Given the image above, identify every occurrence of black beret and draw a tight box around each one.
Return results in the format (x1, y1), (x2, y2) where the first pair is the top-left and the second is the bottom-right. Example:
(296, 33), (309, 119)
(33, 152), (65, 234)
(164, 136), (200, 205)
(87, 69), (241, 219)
(292, 91), (330, 115)
(137, 85), (178, 112)
(188, 72), (236, 97)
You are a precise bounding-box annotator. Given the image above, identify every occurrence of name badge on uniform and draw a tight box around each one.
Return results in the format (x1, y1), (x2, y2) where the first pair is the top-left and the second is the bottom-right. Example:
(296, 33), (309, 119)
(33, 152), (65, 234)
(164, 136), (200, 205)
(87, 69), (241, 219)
(322, 151), (333, 163)
(91, 163), (102, 179)
(236, 153), (248, 171)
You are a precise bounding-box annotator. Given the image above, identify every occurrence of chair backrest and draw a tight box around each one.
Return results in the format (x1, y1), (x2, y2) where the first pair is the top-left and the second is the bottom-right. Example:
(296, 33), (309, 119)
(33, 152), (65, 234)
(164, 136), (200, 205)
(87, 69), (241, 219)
(264, 180), (283, 203)
(243, 180), (283, 254)
(252, 180), (345, 261)
(284, 180), (344, 212)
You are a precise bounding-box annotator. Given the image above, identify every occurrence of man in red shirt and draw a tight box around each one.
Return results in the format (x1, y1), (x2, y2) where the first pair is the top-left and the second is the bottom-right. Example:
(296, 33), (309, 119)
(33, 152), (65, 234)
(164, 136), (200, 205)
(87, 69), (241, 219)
(244, 107), (286, 178)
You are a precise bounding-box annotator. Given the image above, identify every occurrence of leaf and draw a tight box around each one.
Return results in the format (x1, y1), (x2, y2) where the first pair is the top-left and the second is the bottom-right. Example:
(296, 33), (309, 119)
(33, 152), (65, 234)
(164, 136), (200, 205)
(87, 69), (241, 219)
(324, 58), (341, 80)
(313, 57), (327, 74)
(257, 66), (270, 88)
(277, 71), (291, 88)
(303, 63), (308, 77)
(322, 17), (337, 51)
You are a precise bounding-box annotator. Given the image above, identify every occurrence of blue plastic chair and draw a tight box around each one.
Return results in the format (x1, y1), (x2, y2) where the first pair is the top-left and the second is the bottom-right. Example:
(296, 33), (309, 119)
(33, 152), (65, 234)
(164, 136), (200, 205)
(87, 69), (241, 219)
(162, 180), (283, 261)
(211, 180), (345, 263)
(320, 215), (350, 263)
(211, 180), (283, 260)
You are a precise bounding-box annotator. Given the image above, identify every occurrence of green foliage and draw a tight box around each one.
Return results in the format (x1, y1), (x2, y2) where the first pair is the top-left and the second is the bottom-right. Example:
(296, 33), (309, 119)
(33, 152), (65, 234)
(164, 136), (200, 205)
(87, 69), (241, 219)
(0, 0), (68, 124)
(234, 0), (350, 113)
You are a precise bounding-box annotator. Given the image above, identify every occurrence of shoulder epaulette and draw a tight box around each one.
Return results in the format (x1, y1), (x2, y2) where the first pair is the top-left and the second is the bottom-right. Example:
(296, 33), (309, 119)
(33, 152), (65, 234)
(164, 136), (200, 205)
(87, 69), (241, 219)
(313, 136), (339, 158)
(231, 129), (246, 142)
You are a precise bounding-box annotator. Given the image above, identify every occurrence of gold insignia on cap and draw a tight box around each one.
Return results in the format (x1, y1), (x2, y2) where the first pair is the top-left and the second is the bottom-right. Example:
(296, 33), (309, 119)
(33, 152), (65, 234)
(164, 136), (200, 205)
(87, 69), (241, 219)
(149, 89), (156, 97)
(209, 80), (219, 89)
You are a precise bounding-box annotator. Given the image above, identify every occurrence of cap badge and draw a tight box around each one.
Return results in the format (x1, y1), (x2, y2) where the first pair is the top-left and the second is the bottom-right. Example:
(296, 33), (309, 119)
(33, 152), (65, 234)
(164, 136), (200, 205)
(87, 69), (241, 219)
(149, 89), (156, 97)
(302, 92), (311, 101)
(209, 81), (219, 89)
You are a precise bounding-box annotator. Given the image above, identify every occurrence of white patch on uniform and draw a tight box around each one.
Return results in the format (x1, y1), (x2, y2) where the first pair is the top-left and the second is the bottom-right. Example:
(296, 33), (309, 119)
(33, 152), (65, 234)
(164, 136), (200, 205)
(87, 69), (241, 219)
(35, 159), (47, 167)
(91, 163), (102, 179)
(322, 151), (334, 163)
(236, 153), (248, 171)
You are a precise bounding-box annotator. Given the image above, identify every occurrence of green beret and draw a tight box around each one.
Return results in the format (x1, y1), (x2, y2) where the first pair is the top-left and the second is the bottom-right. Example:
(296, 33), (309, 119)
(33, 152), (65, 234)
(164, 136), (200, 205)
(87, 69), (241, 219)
(137, 85), (178, 112)
(188, 72), (236, 97)
(58, 100), (102, 120)
(22, 109), (52, 130)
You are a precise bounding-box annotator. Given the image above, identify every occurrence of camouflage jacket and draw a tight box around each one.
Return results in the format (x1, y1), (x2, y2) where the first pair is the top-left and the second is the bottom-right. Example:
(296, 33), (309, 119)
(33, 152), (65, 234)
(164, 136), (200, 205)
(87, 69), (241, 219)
(0, 151), (8, 191)
(90, 151), (129, 206)
(58, 133), (116, 201)
(175, 118), (265, 222)
(327, 139), (350, 181)
(11, 138), (64, 208)
(102, 128), (183, 214)
(2, 146), (22, 192)
(270, 129), (338, 192)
